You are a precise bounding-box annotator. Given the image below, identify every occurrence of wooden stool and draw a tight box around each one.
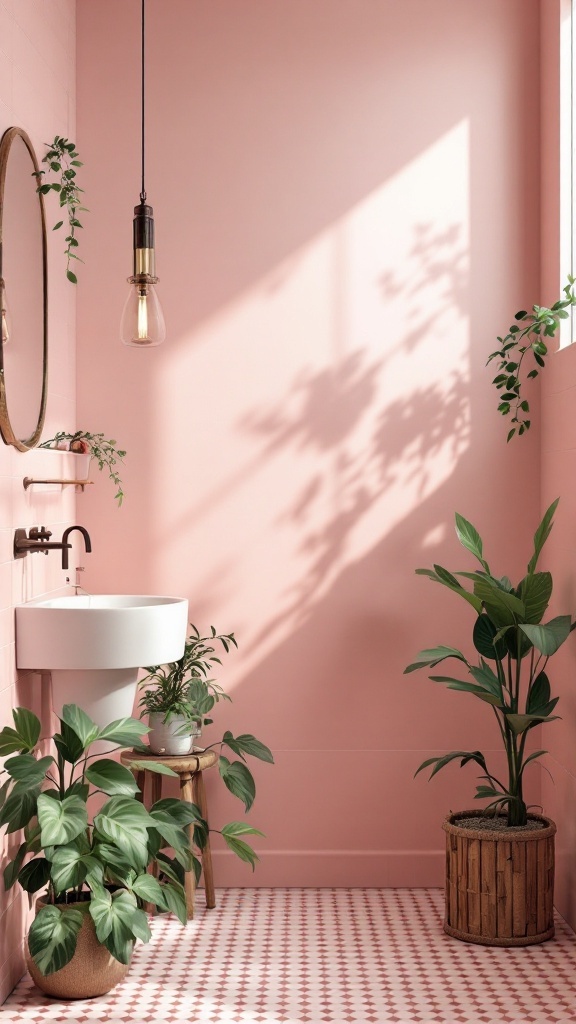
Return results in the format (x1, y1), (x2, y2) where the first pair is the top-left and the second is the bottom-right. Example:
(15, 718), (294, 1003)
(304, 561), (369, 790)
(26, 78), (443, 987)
(120, 747), (218, 920)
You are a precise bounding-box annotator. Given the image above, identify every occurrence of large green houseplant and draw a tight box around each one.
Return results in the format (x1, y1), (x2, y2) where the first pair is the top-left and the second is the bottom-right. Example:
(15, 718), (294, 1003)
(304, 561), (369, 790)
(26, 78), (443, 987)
(0, 705), (205, 996)
(138, 623), (274, 869)
(405, 499), (574, 945)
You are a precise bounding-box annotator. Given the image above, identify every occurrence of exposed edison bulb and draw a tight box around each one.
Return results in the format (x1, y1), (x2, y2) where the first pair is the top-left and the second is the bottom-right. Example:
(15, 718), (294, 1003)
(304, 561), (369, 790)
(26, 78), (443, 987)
(120, 279), (166, 347)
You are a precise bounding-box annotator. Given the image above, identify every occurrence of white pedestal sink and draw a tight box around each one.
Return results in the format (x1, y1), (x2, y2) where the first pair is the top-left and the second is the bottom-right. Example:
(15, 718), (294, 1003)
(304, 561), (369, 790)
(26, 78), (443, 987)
(15, 595), (189, 727)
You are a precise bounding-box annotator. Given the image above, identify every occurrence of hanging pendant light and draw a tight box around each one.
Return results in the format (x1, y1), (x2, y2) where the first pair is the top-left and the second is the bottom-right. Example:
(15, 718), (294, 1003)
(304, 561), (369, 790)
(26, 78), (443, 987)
(120, 0), (166, 347)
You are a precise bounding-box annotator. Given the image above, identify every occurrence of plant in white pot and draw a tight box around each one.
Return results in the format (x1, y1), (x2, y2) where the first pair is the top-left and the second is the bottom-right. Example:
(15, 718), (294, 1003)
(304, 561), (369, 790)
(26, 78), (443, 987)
(0, 704), (206, 998)
(405, 499), (575, 946)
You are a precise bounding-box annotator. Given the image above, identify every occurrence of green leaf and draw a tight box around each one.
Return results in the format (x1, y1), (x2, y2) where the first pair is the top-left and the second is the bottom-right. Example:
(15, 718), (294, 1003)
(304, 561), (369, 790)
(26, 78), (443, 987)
(148, 808), (193, 852)
(0, 709), (42, 754)
(472, 614), (507, 661)
(91, 841), (134, 883)
(4, 754), (53, 788)
(455, 514), (490, 572)
(52, 220), (63, 230)
(94, 797), (153, 869)
(159, 881), (187, 925)
(527, 672), (551, 714)
(18, 857), (51, 894)
(0, 785), (39, 833)
(517, 572), (553, 624)
(221, 834), (259, 870)
(222, 733), (274, 764)
(505, 712), (560, 735)
(3, 842), (27, 890)
(60, 705), (99, 750)
(66, 270), (77, 284)
(219, 757), (256, 812)
(54, 722), (85, 764)
(415, 567), (484, 614)
(520, 615), (572, 655)
(50, 843), (101, 892)
(155, 852), (185, 886)
(220, 821), (265, 839)
(85, 759), (139, 796)
(527, 498), (559, 574)
(150, 797), (204, 828)
(429, 677), (503, 705)
(404, 646), (468, 674)
(130, 907), (152, 943)
(37, 793), (87, 846)
(415, 750), (487, 780)
(131, 872), (165, 906)
(89, 889), (136, 964)
(473, 577), (525, 628)
(96, 717), (150, 747)
(127, 760), (178, 777)
(28, 905), (83, 976)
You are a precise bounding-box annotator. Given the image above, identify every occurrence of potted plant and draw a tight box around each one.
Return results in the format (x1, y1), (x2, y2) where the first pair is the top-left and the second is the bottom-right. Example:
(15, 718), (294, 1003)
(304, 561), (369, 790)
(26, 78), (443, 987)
(0, 704), (206, 999)
(138, 623), (274, 869)
(39, 430), (126, 505)
(138, 624), (236, 756)
(405, 498), (574, 946)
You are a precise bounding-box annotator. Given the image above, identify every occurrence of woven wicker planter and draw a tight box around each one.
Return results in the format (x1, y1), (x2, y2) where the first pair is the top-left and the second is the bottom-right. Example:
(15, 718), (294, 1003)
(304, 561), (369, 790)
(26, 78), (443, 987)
(442, 810), (556, 946)
(26, 901), (131, 999)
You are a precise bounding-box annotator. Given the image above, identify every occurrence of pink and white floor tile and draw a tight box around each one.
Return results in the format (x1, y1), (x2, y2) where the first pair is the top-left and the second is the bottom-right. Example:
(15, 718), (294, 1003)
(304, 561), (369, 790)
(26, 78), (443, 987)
(3, 889), (576, 1024)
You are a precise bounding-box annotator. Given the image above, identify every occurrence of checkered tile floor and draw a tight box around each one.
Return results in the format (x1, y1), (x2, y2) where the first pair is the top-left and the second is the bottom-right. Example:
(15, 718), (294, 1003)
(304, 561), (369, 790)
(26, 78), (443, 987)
(3, 889), (576, 1023)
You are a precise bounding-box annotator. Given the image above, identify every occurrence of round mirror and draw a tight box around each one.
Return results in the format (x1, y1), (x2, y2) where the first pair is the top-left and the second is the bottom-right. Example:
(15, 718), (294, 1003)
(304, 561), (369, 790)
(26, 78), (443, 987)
(0, 127), (47, 451)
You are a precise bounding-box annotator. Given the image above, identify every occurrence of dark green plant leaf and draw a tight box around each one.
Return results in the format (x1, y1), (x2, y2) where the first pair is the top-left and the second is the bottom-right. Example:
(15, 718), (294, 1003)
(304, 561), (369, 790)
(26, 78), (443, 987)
(520, 615), (572, 655)
(54, 722), (85, 764)
(4, 754), (53, 788)
(404, 646), (468, 674)
(219, 757), (256, 812)
(60, 705), (99, 750)
(527, 498), (560, 574)
(3, 841), (27, 890)
(221, 834), (259, 870)
(50, 843), (102, 892)
(505, 712), (560, 735)
(222, 733), (274, 764)
(159, 881), (187, 925)
(429, 677), (503, 705)
(11, 709), (41, 752)
(473, 577), (525, 628)
(130, 907), (152, 943)
(0, 785), (39, 833)
(28, 905), (83, 977)
(131, 872), (165, 906)
(90, 889), (136, 963)
(18, 856), (51, 893)
(527, 672), (551, 714)
(468, 659), (503, 697)
(94, 797), (153, 869)
(517, 572), (553, 624)
(150, 797), (204, 828)
(127, 760), (178, 777)
(85, 759), (139, 796)
(415, 749), (487, 780)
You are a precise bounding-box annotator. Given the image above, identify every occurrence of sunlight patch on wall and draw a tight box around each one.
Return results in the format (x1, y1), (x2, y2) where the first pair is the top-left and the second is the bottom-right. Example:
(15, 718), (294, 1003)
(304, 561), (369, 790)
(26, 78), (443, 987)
(154, 121), (470, 670)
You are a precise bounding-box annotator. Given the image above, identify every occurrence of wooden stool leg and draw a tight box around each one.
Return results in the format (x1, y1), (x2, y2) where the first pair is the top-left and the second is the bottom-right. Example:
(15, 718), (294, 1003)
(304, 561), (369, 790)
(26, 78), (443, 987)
(193, 770), (216, 910)
(180, 771), (196, 920)
(135, 770), (146, 803)
(146, 772), (162, 914)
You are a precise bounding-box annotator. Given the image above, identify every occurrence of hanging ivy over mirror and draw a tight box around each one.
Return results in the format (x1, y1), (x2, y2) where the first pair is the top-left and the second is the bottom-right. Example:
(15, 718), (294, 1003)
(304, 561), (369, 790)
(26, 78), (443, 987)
(35, 137), (87, 283)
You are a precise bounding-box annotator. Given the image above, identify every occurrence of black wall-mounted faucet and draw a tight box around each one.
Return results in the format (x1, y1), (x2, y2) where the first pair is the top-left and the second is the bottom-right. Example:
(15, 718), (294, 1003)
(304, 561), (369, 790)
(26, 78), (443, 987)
(14, 525), (92, 570)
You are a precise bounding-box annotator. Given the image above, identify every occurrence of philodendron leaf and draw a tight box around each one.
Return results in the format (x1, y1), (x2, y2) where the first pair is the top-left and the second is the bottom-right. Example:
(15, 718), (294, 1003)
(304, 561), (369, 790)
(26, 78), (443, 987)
(94, 797), (153, 869)
(49, 843), (102, 892)
(0, 709), (41, 755)
(85, 759), (139, 796)
(404, 646), (468, 674)
(3, 842), (27, 890)
(131, 872), (165, 906)
(520, 615), (573, 655)
(96, 717), (150, 747)
(37, 793), (87, 847)
(53, 722), (85, 764)
(527, 497), (559, 574)
(159, 881), (187, 925)
(60, 705), (99, 750)
(128, 760), (178, 777)
(455, 514), (490, 572)
(222, 732), (274, 764)
(4, 754), (54, 788)
(0, 785), (40, 833)
(89, 889), (136, 964)
(221, 834), (259, 870)
(18, 857), (51, 894)
(28, 905), (83, 977)
(526, 672), (551, 715)
(219, 756), (256, 812)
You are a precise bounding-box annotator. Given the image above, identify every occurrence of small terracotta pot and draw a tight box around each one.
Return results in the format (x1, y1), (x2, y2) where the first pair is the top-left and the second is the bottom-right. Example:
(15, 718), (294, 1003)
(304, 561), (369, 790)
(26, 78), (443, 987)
(26, 901), (131, 999)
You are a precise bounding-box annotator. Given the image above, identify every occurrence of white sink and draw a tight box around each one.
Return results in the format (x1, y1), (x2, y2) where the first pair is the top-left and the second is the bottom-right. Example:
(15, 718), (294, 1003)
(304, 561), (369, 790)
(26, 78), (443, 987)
(16, 594), (188, 727)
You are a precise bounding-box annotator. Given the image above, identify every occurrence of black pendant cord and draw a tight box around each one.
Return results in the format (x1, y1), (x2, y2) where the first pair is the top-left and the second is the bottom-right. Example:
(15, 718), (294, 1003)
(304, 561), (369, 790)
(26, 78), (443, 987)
(140, 0), (146, 204)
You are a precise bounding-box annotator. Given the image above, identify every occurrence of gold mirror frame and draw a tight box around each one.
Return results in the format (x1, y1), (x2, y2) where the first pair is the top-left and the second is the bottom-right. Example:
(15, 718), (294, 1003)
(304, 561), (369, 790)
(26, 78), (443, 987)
(0, 127), (48, 451)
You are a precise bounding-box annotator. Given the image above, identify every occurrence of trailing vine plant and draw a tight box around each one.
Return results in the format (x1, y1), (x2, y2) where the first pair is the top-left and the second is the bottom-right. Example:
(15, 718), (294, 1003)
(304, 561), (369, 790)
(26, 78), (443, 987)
(36, 137), (87, 283)
(39, 431), (126, 506)
(487, 276), (576, 441)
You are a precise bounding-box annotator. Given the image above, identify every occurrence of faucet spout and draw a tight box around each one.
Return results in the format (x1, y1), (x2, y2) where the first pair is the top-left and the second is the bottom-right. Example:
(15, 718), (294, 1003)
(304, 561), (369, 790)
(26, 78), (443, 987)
(60, 526), (92, 571)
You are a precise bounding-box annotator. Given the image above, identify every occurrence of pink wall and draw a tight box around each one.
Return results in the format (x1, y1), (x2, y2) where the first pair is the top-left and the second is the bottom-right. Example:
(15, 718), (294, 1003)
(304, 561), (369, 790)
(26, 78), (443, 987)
(0, 0), (78, 1001)
(539, 0), (576, 932)
(76, 0), (542, 887)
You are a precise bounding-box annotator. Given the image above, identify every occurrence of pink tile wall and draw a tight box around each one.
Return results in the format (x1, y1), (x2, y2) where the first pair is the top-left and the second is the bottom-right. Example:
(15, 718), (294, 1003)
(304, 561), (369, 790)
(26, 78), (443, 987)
(0, 0), (77, 1003)
(76, 0), (542, 890)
